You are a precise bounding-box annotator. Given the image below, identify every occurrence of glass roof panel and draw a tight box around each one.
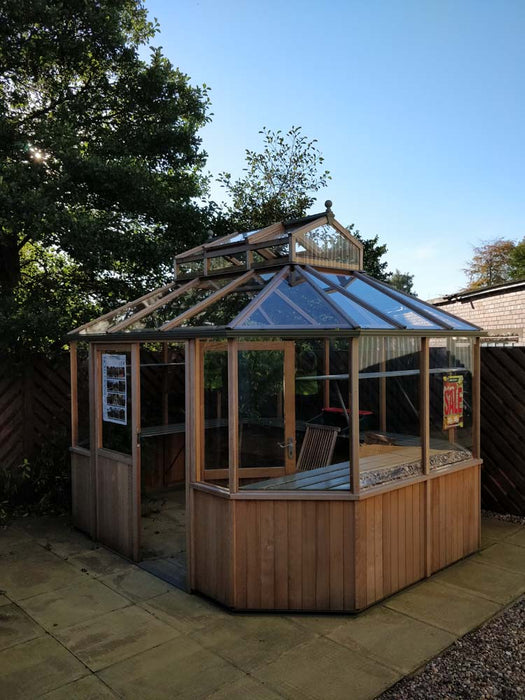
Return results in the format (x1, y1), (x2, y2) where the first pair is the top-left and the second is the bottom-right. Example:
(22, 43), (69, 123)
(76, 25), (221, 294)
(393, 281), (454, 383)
(339, 277), (442, 329)
(302, 271), (393, 328)
(183, 290), (259, 327)
(206, 229), (261, 248)
(316, 272), (477, 330)
(362, 278), (479, 330)
(236, 276), (350, 328)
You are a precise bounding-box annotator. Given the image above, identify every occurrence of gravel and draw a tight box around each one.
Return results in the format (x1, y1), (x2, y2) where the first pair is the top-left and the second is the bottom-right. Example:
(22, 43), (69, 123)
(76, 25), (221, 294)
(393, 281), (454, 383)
(379, 596), (525, 699)
(482, 510), (525, 526)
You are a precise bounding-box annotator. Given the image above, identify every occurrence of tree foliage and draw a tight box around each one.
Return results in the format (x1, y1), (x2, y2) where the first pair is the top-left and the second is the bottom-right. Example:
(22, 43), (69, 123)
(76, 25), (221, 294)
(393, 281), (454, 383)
(388, 269), (415, 295)
(349, 226), (389, 281)
(464, 239), (517, 289)
(0, 0), (212, 357)
(217, 126), (330, 231)
(508, 239), (525, 280)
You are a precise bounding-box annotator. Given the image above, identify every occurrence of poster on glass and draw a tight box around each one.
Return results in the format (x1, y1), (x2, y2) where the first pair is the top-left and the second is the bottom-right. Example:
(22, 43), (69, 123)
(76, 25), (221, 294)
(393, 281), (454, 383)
(102, 354), (127, 425)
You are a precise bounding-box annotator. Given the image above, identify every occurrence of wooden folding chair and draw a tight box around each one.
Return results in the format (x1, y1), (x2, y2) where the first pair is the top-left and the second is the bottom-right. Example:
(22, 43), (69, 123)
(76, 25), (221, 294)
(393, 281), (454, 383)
(296, 424), (341, 472)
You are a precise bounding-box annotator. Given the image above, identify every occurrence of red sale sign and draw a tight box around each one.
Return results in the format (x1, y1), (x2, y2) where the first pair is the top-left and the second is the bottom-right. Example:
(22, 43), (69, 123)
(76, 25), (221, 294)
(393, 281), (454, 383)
(443, 375), (464, 430)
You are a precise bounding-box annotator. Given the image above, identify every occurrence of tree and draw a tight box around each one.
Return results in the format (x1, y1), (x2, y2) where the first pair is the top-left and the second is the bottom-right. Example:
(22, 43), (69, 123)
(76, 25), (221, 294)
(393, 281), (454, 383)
(464, 239), (516, 289)
(509, 238), (525, 280)
(217, 126), (330, 231)
(0, 0), (212, 357)
(388, 269), (415, 295)
(349, 226), (389, 281)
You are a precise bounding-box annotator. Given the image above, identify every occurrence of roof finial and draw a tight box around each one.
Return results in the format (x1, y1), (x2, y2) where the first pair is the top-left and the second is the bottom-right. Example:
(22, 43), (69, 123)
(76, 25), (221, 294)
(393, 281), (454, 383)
(325, 200), (333, 214)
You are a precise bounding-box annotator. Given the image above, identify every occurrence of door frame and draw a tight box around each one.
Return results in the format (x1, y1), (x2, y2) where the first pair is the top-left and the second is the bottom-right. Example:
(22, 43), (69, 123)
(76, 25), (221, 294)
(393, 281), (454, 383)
(197, 339), (296, 485)
(91, 343), (141, 561)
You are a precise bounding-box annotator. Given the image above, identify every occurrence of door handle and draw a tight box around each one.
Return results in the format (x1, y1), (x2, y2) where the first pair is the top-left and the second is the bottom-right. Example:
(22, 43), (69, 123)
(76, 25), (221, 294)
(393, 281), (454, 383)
(278, 438), (295, 459)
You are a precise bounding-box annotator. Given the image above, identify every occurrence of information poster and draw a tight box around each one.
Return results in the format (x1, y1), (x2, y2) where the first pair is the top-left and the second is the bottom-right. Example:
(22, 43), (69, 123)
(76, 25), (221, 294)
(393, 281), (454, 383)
(443, 375), (463, 430)
(102, 354), (127, 425)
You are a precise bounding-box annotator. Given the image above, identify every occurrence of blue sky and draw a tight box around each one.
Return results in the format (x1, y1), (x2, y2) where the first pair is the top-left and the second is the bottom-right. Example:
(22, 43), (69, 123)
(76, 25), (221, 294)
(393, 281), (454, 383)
(144, 0), (525, 299)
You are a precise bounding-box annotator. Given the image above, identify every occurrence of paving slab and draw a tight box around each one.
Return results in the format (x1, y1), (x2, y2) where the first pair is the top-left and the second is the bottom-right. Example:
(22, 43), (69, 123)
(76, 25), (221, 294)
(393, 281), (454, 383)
(41, 674), (118, 699)
(433, 557), (525, 604)
(287, 613), (359, 636)
(11, 516), (95, 559)
(480, 517), (522, 547)
(0, 636), (87, 699)
(54, 605), (180, 671)
(190, 613), (315, 672)
(505, 526), (525, 549)
(474, 542), (525, 574)
(0, 525), (32, 552)
(0, 542), (86, 601)
(98, 635), (245, 699)
(206, 674), (283, 699)
(384, 580), (501, 636)
(253, 636), (399, 700)
(67, 547), (133, 578)
(100, 567), (174, 602)
(0, 603), (45, 650)
(140, 588), (230, 635)
(19, 578), (130, 631)
(326, 605), (456, 675)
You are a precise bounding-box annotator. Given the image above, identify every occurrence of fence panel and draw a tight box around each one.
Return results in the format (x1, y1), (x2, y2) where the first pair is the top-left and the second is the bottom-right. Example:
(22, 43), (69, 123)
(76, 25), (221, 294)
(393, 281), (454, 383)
(481, 347), (525, 515)
(0, 357), (71, 470)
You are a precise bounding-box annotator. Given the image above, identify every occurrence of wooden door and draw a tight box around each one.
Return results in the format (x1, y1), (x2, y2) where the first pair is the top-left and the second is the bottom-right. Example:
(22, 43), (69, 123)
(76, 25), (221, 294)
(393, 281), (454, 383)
(92, 344), (141, 560)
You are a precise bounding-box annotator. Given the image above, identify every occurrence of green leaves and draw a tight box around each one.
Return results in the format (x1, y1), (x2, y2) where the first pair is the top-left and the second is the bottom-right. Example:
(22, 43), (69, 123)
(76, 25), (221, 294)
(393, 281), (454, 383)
(217, 125), (331, 231)
(0, 0), (212, 357)
(464, 239), (520, 290)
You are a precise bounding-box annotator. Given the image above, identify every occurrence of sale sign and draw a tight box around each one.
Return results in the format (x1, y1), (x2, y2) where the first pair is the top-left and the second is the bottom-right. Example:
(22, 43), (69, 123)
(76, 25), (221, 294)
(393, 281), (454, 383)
(443, 375), (464, 430)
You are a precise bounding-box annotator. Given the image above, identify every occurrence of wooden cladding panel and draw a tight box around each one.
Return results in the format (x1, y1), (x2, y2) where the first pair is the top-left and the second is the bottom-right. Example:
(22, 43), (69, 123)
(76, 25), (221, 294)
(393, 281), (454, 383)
(430, 465), (480, 573)
(71, 450), (92, 536)
(193, 490), (232, 606)
(233, 499), (356, 611)
(355, 482), (425, 609)
(96, 453), (134, 559)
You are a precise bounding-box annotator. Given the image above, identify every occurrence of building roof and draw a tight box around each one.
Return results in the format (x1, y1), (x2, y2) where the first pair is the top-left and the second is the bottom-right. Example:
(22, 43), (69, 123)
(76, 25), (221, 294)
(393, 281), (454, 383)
(432, 278), (525, 304)
(70, 208), (481, 340)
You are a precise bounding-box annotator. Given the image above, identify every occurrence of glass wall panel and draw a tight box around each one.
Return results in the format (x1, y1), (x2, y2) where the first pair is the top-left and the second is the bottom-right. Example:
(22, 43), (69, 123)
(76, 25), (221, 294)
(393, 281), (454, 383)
(238, 347), (286, 472)
(359, 337), (421, 488)
(76, 342), (90, 448)
(293, 224), (360, 268)
(429, 337), (473, 464)
(240, 338), (351, 492)
(202, 344), (229, 486)
(139, 343), (186, 493)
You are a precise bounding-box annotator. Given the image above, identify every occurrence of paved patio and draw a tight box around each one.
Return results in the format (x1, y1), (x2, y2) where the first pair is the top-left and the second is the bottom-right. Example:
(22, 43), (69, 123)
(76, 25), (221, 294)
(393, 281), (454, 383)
(1, 515), (524, 699)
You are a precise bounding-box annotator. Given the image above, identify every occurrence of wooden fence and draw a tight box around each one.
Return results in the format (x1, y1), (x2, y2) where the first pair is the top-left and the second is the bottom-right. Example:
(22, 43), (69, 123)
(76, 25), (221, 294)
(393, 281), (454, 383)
(480, 347), (525, 516)
(0, 357), (71, 470)
(1, 347), (525, 516)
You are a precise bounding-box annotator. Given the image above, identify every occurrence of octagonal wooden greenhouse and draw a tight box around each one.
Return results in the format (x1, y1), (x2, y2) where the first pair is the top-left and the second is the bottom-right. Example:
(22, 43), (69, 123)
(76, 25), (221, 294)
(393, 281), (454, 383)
(69, 204), (482, 612)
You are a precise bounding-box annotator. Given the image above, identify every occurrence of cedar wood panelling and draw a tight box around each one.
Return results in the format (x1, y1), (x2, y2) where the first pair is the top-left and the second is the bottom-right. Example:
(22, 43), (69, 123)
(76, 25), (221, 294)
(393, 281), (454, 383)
(96, 452), (134, 559)
(354, 482), (425, 609)
(233, 499), (356, 611)
(191, 463), (481, 612)
(430, 466), (480, 572)
(193, 490), (232, 605)
(71, 449), (92, 535)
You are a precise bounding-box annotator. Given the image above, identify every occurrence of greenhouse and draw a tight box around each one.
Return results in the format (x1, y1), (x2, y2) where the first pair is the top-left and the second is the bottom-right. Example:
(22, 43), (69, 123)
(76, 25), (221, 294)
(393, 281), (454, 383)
(69, 203), (483, 612)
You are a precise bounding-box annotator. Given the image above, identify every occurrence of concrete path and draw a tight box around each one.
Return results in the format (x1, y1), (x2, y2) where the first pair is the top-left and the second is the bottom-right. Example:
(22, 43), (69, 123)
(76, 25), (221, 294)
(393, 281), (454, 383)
(1, 515), (524, 699)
